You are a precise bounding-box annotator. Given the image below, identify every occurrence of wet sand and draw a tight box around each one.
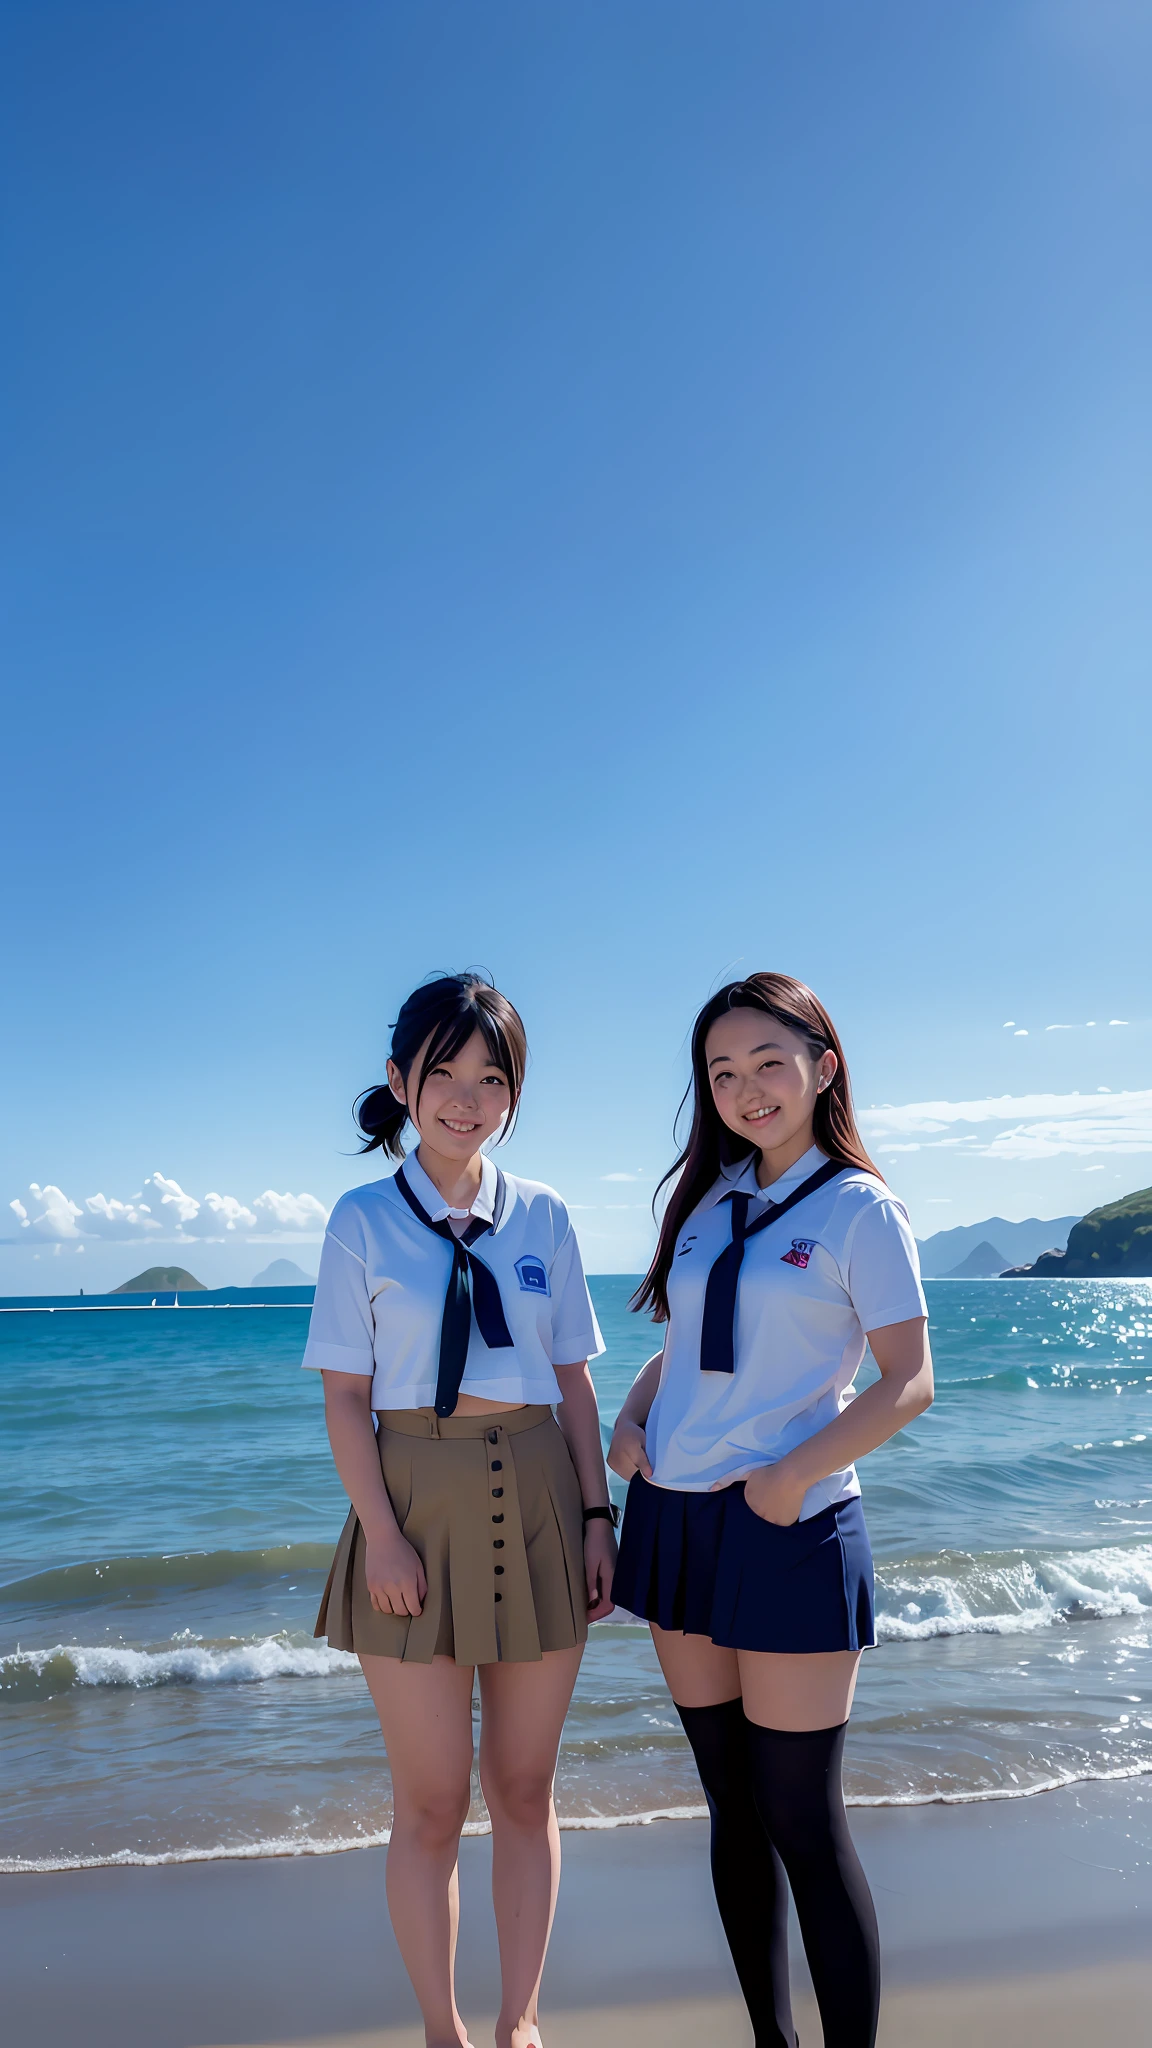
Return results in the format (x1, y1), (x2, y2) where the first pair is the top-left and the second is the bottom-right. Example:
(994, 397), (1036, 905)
(4, 1778), (1150, 2047)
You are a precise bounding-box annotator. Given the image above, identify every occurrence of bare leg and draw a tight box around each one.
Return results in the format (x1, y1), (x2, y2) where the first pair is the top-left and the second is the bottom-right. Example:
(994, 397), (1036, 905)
(650, 1627), (861, 1732)
(477, 1645), (584, 2048)
(650, 1624), (741, 1707)
(360, 1652), (478, 2048)
(737, 1648), (861, 1731)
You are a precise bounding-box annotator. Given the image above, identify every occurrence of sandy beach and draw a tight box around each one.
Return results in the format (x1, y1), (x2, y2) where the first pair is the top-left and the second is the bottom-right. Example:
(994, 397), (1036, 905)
(4, 1776), (1150, 2047)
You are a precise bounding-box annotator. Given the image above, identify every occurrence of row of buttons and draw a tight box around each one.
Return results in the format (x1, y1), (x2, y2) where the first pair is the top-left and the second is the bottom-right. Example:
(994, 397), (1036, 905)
(489, 1429), (504, 1601)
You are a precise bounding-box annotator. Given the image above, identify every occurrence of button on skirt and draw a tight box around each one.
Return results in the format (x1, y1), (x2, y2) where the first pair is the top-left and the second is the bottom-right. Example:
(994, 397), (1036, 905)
(314, 1405), (589, 1665)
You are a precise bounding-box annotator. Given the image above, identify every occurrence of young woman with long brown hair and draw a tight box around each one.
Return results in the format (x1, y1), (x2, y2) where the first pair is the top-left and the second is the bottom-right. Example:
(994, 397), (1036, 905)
(304, 974), (616, 2048)
(609, 974), (932, 2048)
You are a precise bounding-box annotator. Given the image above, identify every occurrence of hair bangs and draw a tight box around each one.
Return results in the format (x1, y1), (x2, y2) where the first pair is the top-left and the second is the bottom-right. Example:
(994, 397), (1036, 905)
(355, 973), (529, 1159)
(411, 985), (525, 1142)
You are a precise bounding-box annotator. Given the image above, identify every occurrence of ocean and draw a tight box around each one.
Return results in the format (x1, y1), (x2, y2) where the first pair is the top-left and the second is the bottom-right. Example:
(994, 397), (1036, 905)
(3, 1277), (1151, 1873)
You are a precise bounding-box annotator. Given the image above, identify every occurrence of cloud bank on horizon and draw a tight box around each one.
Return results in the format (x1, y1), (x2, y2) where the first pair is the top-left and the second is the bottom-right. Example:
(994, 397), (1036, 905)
(8, 1085), (1152, 1250)
(861, 1088), (1152, 1163)
(8, 1174), (329, 1244)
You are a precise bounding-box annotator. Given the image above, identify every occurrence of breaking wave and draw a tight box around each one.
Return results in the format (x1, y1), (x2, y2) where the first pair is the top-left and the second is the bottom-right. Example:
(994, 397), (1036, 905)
(876, 1541), (1152, 1640)
(0, 1632), (358, 1701)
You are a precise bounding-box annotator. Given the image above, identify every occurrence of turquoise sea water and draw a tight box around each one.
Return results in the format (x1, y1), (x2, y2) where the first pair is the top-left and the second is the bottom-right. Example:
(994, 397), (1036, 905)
(3, 1278), (1152, 1871)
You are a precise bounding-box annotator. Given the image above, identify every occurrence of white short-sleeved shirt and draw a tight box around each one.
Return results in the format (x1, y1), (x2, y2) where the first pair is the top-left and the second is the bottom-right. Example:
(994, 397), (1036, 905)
(645, 1144), (927, 1516)
(301, 1150), (604, 1409)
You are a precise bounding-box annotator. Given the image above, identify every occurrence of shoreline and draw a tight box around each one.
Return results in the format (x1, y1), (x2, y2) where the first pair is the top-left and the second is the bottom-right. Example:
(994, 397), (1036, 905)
(5, 1776), (1151, 2046)
(7, 1751), (1152, 1877)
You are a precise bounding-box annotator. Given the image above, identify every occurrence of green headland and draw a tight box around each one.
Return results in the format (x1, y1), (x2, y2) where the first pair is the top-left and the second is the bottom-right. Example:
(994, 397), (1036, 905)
(1004, 1186), (1152, 1277)
(113, 1266), (207, 1294)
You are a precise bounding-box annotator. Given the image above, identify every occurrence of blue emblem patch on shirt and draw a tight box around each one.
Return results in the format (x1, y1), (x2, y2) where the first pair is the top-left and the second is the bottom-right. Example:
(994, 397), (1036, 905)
(515, 1255), (550, 1296)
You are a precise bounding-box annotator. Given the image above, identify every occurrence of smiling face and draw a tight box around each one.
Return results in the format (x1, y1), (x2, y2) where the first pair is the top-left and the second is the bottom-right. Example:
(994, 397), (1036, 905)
(704, 1007), (837, 1173)
(386, 1027), (512, 1166)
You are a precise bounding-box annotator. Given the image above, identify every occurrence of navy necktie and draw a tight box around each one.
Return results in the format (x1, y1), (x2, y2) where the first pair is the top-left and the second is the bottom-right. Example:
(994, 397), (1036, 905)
(394, 1167), (514, 1417)
(699, 1159), (847, 1374)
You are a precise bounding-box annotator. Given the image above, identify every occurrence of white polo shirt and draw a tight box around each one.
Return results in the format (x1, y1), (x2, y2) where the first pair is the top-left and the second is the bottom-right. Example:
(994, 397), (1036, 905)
(301, 1151), (604, 1409)
(645, 1145), (927, 1516)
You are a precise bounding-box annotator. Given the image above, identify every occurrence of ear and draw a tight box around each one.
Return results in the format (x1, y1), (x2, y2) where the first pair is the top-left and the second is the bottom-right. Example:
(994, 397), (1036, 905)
(386, 1058), (407, 1107)
(816, 1050), (838, 1093)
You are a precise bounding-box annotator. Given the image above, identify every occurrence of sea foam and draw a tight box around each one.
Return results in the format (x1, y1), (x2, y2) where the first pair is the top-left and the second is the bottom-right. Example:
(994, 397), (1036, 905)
(7, 1765), (1152, 1875)
(875, 1541), (1152, 1641)
(0, 1633), (359, 1701)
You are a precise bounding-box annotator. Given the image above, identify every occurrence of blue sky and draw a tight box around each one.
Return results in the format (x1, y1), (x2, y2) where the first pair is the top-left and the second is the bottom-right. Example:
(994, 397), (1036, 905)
(2, 0), (1150, 1288)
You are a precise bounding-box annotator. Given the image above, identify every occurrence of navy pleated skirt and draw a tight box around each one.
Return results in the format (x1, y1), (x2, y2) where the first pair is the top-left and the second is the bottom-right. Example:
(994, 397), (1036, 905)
(612, 1472), (875, 1654)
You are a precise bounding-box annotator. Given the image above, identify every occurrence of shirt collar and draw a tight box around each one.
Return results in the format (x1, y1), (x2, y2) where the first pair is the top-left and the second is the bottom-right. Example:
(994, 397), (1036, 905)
(703, 1143), (829, 1210)
(401, 1149), (498, 1226)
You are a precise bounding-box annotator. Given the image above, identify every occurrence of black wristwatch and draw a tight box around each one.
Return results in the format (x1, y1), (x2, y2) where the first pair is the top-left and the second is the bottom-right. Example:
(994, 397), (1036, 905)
(582, 1503), (620, 1527)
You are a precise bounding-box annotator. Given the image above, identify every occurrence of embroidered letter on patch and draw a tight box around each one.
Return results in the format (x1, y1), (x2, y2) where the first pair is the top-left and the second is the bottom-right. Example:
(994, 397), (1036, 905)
(781, 1238), (816, 1269)
(515, 1255), (550, 1296)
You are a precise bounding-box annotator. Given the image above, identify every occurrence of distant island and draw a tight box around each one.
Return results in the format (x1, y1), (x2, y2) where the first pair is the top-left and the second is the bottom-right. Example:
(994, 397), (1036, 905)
(917, 1215), (1080, 1278)
(250, 1258), (316, 1287)
(114, 1266), (206, 1294)
(1002, 1185), (1152, 1277)
(942, 1240), (1013, 1280)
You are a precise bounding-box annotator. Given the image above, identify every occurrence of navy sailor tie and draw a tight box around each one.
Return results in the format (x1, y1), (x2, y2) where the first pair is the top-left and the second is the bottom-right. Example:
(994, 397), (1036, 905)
(394, 1167), (514, 1417)
(699, 1159), (847, 1374)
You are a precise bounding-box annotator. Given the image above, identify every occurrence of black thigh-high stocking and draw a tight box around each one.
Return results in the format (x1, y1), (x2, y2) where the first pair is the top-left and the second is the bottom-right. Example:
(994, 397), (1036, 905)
(676, 1699), (796, 2048)
(744, 1719), (880, 2048)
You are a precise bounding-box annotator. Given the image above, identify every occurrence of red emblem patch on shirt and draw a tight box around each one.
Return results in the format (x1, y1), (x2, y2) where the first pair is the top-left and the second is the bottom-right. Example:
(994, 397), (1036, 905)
(781, 1238), (816, 1269)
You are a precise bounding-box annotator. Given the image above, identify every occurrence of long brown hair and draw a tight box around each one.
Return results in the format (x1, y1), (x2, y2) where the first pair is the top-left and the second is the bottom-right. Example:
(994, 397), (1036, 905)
(634, 973), (878, 1321)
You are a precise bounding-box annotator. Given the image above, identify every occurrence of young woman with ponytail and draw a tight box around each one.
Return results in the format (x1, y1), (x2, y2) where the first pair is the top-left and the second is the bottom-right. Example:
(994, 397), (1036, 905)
(303, 974), (615, 2048)
(609, 974), (932, 2048)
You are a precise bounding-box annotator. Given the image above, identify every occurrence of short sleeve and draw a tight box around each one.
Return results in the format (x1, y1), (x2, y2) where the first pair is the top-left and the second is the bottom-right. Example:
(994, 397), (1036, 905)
(547, 1225), (605, 1365)
(301, 1218), (376, 1376)
(843, 1196), (928, 1334)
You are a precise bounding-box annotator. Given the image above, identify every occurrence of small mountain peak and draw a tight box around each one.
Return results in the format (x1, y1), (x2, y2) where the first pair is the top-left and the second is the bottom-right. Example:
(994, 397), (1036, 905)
(250, 1258), (316, 1287)
(114, 1266), (206, 1294)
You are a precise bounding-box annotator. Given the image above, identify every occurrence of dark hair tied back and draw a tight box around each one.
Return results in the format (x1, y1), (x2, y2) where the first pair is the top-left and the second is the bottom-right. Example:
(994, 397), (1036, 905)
(354, 1083), (406, 1152)
(354, 973), (528, 1160)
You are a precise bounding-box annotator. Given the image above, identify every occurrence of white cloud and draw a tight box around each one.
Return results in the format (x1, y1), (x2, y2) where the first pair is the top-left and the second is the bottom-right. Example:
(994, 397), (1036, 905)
(601, 1172), (640, 1183)
(1038, 1020), (1134, 1031)
(983, 1119), (1150, 1161)
(861, 1088), (1152, 1163)
(253, 1190), (329, 1233)
(9, 1184), (83, 1239)
(7, 1173), (330, 1243)
(144, 1173), (202, 1227)
(83, 1193), (161, 1238)
(187, 1192), (259, 1236)
(1014, 1029), (1029, 1037)
(142, 1174), (259, 1237)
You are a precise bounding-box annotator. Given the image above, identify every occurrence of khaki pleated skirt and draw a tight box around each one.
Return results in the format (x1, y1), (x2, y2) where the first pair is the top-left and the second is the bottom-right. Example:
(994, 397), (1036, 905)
(314, 1405), (589, 1666)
